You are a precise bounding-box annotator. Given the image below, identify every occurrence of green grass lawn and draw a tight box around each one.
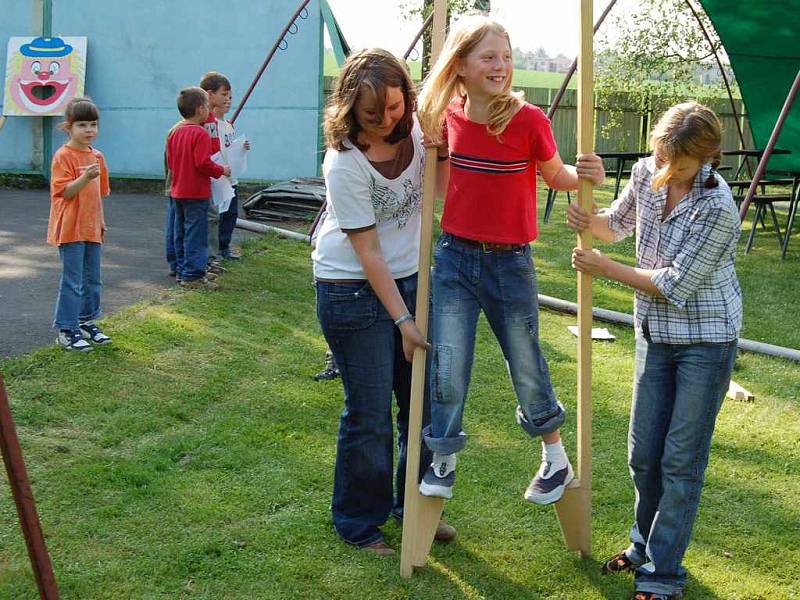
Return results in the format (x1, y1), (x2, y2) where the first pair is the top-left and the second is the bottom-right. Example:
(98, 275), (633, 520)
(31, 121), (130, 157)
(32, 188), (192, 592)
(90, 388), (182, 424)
(0, 185), (798, 599)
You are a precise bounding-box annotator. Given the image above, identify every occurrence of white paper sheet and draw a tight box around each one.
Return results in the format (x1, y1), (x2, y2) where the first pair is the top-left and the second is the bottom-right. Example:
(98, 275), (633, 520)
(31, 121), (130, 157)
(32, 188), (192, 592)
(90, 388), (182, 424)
(226, 136), (248, 179)
(210, 151), (235, 212)
(567, 326), (616, 340)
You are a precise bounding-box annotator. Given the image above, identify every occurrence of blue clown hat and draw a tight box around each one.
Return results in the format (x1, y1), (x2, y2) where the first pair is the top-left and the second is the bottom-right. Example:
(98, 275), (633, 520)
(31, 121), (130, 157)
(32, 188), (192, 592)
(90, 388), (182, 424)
(20, 36), (73, 58)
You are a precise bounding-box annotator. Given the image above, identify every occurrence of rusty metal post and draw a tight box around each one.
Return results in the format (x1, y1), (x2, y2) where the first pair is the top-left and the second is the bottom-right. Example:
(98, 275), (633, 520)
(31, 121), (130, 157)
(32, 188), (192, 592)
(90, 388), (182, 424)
(0, 373), (59, 599)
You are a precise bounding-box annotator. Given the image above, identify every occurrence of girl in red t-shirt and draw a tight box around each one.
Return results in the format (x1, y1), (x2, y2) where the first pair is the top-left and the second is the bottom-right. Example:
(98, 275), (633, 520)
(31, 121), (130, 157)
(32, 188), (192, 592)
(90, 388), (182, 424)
(416, 16), (604, 506)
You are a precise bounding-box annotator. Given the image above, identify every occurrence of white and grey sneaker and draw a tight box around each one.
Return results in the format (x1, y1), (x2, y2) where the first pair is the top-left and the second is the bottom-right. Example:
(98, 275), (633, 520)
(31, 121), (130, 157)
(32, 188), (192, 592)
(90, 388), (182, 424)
(524, 459), (575, 505)
(79, 321), (112, 345)
(57, 330), (92, 352)
(419, 453), (457, 499)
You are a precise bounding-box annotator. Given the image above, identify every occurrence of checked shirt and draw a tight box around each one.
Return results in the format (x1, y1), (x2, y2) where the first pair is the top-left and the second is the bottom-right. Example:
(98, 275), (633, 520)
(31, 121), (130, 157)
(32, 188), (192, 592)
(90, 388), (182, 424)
(604, 157), (742, 344)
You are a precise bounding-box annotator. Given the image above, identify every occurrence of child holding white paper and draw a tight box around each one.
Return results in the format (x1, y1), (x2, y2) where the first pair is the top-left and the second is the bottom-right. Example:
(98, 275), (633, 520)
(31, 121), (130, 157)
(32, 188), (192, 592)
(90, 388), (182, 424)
(200, 71), (250, 261)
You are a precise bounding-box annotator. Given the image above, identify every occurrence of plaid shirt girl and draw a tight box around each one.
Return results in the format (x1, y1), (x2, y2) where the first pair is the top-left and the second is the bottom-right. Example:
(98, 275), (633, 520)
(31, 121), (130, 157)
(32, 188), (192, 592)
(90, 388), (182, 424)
(605, 157), (742, 344)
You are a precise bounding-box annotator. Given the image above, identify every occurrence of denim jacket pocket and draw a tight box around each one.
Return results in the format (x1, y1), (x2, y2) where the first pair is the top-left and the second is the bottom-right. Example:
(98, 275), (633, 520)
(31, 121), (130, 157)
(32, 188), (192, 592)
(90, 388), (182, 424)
(326, 282), (378, 331)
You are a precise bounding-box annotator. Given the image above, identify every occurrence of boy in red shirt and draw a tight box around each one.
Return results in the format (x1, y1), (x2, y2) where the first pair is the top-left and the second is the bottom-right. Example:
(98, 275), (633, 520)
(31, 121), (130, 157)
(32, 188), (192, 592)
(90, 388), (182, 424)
(166, 87), (230, 289)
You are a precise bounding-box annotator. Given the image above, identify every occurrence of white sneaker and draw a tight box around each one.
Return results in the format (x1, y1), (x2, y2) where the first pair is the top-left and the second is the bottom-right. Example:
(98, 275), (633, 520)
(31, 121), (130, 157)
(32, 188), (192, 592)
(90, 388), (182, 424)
(524, 459), (574, 505)
(57, 330), (92, 352)
(79, 321), (112, 345)
(419, 453), (457, 499)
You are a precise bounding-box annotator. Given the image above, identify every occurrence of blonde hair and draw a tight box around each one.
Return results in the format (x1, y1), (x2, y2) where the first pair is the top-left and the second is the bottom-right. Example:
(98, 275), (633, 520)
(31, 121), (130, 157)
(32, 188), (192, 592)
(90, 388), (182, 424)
(417, 16), (523, 145)
(650, 102), (722, 190)
(323, 48), (416, 151)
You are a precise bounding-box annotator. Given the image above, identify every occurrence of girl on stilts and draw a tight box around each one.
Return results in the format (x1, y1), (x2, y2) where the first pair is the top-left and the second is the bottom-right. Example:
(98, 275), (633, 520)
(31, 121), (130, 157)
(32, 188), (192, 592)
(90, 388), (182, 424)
(416, 16), (605, 505)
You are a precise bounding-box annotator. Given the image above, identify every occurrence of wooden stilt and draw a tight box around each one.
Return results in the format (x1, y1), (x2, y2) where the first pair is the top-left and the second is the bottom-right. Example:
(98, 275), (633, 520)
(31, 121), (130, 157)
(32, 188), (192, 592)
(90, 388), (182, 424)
(0, 373), (60, 599)
(399, 0), (447, 579)
(553, 0), (594, 558)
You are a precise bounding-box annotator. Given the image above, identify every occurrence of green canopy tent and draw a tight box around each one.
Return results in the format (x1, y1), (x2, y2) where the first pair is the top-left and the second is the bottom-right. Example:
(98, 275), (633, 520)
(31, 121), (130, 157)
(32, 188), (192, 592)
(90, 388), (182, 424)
(700, 0), (800, 174)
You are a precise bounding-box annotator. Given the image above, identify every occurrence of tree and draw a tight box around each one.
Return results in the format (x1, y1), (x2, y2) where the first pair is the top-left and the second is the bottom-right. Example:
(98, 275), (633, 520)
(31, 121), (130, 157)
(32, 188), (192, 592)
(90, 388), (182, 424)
(512, 46), (528, 69)
(402, 0), (491, 76)
(595, 0), (737, 148)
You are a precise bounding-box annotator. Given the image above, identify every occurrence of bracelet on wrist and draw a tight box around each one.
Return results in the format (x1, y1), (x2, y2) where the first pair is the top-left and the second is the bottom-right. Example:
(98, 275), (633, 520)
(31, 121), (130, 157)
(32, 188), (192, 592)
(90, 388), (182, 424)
(394, 313), (414, 327)
(436, 153), (450, 162)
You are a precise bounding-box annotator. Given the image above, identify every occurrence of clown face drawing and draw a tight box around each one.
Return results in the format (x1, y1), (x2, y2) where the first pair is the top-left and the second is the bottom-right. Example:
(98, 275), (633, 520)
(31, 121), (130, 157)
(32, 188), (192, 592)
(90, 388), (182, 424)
(3, 36), (87, 116)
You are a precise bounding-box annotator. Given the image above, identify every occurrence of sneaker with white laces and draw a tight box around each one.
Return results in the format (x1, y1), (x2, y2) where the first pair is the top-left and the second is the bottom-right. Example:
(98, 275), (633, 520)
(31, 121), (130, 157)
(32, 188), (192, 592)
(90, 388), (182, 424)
(79, 321), (112, 345)
(524, 458), (575, 505)
(419, 453), (457, 499)
(57, 330), (92, 352)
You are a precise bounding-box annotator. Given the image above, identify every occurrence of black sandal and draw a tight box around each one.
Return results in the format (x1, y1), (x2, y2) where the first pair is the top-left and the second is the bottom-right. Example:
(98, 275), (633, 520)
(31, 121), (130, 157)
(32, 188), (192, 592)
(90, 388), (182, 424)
(602, 550), (637, 574)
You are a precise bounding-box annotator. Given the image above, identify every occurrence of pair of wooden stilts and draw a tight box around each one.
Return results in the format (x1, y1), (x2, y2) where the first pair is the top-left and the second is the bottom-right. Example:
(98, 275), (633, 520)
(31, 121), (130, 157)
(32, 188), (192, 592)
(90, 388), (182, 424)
(400, 0), (597, 577)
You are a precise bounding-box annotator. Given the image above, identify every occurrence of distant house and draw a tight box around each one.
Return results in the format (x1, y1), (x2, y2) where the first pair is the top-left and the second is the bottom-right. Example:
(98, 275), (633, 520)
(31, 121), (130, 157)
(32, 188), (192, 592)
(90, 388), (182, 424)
(696, 62), (735, 85)
(527, 53), (573, 74)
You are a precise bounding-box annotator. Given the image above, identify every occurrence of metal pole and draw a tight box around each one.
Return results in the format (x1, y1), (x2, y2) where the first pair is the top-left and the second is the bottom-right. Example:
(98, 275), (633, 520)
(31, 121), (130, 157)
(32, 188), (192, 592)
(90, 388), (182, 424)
(403, 11), (434, 61)
(738, 67), (800, 221)
(0, 373), (60, 599)
(231, 0), (312, 124)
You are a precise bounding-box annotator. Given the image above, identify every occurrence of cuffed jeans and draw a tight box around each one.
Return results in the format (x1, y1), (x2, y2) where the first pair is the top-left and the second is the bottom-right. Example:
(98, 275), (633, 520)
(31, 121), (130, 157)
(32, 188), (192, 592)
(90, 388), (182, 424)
(316, 273), (431, 547)
(424, 233), (564, 456)
(53, 241), (102, 332)
(625, 333), (737, 596)
(173, 198), (209, 281)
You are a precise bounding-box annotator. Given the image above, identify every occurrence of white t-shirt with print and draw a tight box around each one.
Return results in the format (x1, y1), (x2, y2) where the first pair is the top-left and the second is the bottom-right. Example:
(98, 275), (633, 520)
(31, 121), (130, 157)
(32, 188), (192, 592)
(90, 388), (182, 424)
(216, 118), (238, 186)
(312, 125), (424, 280)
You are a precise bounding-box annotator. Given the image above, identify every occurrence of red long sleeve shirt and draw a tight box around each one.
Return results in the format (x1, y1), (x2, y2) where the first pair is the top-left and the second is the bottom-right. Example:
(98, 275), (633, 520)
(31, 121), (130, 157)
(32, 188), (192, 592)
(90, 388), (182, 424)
(167, 122), (224, 199)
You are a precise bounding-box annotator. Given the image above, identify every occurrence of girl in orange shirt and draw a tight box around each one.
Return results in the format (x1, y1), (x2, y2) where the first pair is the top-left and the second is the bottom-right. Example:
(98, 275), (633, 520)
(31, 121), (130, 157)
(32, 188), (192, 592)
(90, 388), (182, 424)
(48, 97), (111, 351)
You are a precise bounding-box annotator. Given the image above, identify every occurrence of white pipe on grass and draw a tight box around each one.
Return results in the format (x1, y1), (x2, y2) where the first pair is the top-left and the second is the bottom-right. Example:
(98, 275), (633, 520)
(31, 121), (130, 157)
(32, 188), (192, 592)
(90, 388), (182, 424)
(538, 294), (800, 362)
(236, 218), (310, 243)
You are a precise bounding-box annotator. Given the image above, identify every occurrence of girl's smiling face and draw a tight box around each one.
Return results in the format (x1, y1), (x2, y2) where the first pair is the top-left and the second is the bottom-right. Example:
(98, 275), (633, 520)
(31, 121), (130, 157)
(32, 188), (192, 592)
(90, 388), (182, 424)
(457, 31), (513, 99)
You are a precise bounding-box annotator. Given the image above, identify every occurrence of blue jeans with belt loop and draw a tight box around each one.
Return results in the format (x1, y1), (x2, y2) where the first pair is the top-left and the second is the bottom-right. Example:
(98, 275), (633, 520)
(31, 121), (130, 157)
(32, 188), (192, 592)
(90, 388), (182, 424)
(626, 333), (737, 596)
(423, 233), (565, 456)
(316, 273), (432, 547)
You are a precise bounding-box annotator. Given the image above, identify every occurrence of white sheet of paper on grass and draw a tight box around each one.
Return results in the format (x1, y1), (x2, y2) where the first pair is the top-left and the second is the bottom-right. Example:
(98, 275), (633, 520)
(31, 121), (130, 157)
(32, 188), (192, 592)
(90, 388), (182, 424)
(567, 326), (616, 340)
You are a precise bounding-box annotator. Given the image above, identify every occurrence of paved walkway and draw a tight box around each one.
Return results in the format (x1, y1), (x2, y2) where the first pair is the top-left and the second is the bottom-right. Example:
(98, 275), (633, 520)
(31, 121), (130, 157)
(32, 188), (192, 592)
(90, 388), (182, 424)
(0, 189), (249, 358)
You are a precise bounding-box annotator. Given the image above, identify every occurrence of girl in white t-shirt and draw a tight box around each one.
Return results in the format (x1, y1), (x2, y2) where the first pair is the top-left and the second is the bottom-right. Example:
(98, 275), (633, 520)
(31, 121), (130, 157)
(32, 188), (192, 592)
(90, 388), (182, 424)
(312, 48), (446, 555)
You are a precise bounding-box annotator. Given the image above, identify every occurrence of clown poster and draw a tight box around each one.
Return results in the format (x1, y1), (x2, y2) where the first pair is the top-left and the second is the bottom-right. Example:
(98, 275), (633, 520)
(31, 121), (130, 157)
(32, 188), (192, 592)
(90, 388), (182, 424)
(3, 36), (87, 116)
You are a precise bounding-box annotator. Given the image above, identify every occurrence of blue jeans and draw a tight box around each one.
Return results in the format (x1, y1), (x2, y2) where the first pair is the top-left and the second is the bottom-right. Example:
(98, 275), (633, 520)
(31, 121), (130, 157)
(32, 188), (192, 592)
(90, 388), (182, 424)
(218, 187), (239, 257)
(173, 198), (209, 281)
(53, 241), (102, 331)
(424, 233), (564, 455)
(626, 333), (737, 596)
(316, 273), (431, 547)
(165, 198), (176, 272)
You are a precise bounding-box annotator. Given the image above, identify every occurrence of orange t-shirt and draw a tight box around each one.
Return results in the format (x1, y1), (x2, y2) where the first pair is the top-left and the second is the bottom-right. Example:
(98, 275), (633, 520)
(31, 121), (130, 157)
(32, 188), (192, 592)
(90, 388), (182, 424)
(47, 144), (111, 245)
